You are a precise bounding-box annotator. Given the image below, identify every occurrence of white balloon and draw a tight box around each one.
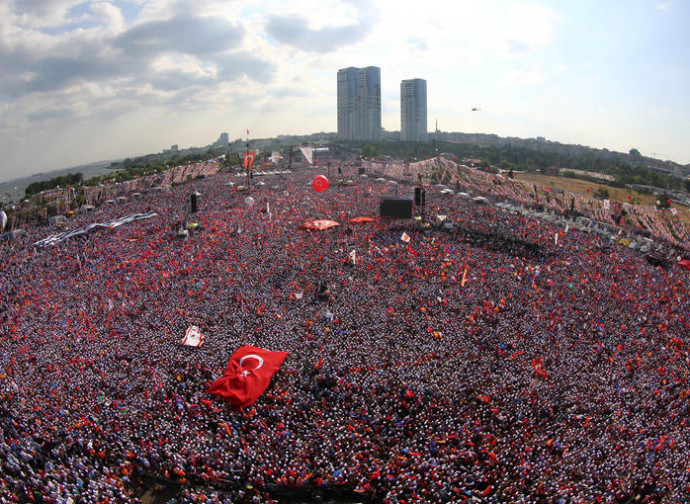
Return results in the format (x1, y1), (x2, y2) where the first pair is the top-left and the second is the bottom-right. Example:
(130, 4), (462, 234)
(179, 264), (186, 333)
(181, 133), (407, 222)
(245, 196), (255, 207)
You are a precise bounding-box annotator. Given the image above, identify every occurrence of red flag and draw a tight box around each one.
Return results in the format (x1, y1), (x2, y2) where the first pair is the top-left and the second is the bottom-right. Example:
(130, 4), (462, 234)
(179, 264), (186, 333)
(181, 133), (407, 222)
(532, 357), (548, 378)
(244, 151), (256, 172)
(207, 345), (288, 408)
(349, 216), (375, 224)
(300, 219), (340, 231)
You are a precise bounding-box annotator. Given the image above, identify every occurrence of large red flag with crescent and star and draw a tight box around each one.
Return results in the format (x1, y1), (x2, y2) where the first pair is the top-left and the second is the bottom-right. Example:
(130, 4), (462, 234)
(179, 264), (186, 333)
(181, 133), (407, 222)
(244, 152), (256, 172)
(208, 345), (288, 408)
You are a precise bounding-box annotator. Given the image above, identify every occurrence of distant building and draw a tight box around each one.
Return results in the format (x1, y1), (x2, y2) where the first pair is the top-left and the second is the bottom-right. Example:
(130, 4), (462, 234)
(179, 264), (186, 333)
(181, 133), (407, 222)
(210, 133), (229, 148)
(400, 78), (427, 142)
(171, 144), (179, 152)
(337, 66), (381, 142)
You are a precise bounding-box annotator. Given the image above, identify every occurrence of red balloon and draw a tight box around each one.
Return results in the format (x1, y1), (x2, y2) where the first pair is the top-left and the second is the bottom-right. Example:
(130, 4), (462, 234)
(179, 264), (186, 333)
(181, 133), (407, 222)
(628, 195), (632, 200)
(312, 175), (329, 193)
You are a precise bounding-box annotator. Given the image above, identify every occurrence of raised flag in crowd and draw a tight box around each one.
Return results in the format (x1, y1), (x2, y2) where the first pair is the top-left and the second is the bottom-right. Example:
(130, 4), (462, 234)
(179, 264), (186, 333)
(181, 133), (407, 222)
(244, 152), (256, 172)
(208, 346), (288, 409)
(532, 357), (548, 378)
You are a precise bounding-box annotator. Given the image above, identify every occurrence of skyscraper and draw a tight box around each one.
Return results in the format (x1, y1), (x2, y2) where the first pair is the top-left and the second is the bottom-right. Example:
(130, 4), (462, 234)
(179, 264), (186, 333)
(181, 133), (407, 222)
(337, 66), (381, 142)
(400, 79), (427, 142)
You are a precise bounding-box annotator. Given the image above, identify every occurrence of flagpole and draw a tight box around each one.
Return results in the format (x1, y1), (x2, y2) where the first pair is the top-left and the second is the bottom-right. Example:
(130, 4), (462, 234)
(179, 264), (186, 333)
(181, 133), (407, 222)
(245, 129), (250, 190)
(418, 173), (426, 223)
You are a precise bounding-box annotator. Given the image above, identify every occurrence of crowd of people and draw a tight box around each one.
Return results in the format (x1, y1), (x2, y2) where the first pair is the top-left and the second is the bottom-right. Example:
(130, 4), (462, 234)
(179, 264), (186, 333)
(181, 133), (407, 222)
(1, 163), (689, 503)
(373, 156), (690, 249)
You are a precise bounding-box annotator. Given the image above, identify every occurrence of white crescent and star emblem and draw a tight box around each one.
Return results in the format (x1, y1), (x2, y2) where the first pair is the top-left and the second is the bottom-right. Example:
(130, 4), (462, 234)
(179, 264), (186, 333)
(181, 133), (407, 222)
(239, 354), (264, 377)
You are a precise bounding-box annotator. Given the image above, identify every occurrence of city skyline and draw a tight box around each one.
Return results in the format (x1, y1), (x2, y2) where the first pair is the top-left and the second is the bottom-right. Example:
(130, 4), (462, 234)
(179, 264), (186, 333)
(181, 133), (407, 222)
(0, 0), (689, 182)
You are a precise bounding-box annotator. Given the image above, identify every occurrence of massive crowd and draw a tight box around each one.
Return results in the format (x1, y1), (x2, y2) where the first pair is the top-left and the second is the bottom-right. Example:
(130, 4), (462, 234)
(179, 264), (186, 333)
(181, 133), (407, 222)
(1, 164), (689, 503)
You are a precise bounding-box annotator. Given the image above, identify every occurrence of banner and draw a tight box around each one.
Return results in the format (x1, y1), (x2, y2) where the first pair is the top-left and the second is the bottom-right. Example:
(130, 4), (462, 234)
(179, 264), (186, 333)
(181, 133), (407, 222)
(33, 211), (158, 247)
(349, 250), (357, 264)
(181, 325), (203, 347)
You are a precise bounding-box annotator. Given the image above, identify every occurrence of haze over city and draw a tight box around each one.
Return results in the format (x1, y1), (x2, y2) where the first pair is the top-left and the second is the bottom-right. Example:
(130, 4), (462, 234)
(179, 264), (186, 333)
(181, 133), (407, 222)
(1, 0), (688, 182)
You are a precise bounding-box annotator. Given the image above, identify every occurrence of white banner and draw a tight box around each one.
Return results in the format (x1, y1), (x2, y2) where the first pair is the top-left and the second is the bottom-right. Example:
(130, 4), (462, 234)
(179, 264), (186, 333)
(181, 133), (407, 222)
(182, 325), (204, 347)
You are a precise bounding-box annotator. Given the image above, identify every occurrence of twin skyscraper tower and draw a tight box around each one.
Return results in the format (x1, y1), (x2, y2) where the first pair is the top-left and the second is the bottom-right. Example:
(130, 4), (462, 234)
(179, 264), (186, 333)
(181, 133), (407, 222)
(336, 66), (427, 143)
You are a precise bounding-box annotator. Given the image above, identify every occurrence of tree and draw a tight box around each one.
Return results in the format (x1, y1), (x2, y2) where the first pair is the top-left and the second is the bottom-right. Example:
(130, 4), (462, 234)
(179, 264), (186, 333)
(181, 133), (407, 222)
(656, 193), (671, 209)
(629, 148), (641, 158)
(593, 187), (610, 199)
(361, 144), (377, 158)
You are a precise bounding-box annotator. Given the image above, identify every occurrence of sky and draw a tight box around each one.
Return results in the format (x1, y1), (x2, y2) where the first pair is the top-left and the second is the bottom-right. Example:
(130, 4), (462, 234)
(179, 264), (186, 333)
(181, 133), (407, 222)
(0, 0), (689, 182)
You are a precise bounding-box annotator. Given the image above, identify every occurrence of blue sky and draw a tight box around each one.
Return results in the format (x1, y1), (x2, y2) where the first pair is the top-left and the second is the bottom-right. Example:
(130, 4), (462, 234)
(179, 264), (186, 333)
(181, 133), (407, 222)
(0, 0), (688, 182)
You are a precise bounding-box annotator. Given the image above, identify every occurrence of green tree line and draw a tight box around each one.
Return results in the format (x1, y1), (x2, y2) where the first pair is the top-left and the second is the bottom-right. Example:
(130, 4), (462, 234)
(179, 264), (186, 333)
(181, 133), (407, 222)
(24, 172), (83, 197)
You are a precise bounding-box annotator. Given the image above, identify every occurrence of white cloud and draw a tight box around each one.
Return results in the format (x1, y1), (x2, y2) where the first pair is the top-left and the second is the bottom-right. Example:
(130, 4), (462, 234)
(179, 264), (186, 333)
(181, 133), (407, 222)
(499, 3), (559, 57)
(90, 2), (127, 33)
(262, 0), (378, 53)
(536, 89), (565, 104)
(504, 64), (546, 85)
(14, 0), (87, 27)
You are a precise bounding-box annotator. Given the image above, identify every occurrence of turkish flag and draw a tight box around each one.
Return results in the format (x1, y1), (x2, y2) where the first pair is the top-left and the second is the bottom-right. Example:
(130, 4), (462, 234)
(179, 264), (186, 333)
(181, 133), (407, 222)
(532, 357), (548, 378)
(244, 152), (256, 172)
(208, 345), (288, 408)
